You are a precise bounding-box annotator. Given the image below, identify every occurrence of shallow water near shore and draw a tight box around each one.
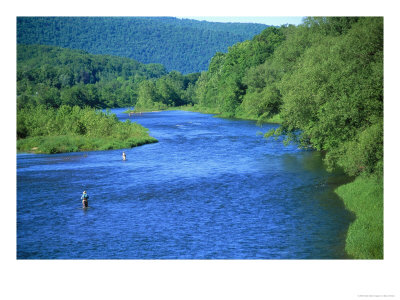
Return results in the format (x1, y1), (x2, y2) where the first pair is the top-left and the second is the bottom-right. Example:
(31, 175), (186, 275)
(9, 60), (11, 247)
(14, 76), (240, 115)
(17, 109), (353, 259)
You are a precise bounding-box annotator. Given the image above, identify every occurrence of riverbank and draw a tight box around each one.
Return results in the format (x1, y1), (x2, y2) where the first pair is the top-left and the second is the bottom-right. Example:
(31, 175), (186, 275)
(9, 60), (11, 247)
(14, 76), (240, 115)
(177, 106), (383, 259)
(18, 108), (352, 259)
(124, 108), (163, 114)
(17, 134), (157, 154)
(335, 176), (383, 259)
(174, 105), (283, 124)
(127, 105), (283, 124)
(124, 105), (218, 115)
(111, 107), (383, 259)
(203, 105), (383, 259)
(17, 105), (158, 154)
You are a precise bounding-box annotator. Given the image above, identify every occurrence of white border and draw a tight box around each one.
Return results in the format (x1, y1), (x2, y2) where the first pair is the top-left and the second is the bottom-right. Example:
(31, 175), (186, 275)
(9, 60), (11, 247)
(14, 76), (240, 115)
(2, 1), (399, 299)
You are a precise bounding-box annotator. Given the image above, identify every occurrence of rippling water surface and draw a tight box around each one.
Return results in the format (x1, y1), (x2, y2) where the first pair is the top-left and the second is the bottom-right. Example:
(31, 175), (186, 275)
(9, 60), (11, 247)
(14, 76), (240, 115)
(17, 109), (352, 259)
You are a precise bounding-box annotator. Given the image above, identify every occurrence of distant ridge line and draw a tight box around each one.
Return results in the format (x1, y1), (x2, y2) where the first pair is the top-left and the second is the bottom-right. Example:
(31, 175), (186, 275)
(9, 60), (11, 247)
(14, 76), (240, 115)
(17, 17), (269, 74)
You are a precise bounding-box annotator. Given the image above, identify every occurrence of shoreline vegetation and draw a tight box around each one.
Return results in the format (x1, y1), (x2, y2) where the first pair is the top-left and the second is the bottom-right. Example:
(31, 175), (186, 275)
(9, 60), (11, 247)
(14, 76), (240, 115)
(17, 17), (383, 259)
(126, 105), (383, 259)
(124, 105), (283, 124)
(335, 176), (383, 259)
(122, 18), (383, 259)
(18, 17), (268, 74)
(17, 105), (157, 154)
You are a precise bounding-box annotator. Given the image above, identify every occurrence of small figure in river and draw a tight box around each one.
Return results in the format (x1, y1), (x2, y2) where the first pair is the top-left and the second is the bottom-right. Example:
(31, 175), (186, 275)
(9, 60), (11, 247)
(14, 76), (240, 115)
(81, 190), (89, 208)
(122, 151), (126, 161)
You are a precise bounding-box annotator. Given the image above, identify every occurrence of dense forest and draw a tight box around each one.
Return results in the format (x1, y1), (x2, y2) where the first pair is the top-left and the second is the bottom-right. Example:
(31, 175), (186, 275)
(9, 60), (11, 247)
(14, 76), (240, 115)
(140, 17), (383, 181)
(16, 45), (169, 153)
(17, 44), (198, 109)
(193, 17), (383, 258)
(18, 17), (383, 179)
(17, 17), (268, 74)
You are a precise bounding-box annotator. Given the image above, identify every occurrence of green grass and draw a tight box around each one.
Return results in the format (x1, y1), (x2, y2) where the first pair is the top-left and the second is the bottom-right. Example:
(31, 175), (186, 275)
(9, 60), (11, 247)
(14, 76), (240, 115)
(176, 105), (283, 124)
(173, 104), (221, 115)
(17, 105), (159, 154)
(17, 134), (157, 154)
(125, 105), (283, 125)
(335, 175), (383, 259)
(124, 108), (165, 114)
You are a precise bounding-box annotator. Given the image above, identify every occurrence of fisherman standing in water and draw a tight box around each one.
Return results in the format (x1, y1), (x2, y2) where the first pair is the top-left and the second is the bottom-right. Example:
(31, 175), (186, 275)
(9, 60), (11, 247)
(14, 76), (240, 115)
(81, 190), (89, 208)
(122, 151), (126, 161)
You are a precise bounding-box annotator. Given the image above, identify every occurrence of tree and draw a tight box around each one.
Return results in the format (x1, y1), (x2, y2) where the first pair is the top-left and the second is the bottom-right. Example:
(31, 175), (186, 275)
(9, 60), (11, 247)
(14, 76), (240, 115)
(278, 18), (383, 175)
(135, 80), (164, 110)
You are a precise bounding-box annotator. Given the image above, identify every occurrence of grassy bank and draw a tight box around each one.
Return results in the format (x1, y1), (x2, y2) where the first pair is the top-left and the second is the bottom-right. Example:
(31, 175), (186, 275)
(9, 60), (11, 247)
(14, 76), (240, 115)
(17, 105), (158, 154)
(174, 105), (283, 124)
(335, 176), (383, 259)
(17, 134), (157, 154)
(124, 105), (219, 115)
(124, 108), (164, 114)
(125, 105), (283, 124)
(174, 104), (221, 115)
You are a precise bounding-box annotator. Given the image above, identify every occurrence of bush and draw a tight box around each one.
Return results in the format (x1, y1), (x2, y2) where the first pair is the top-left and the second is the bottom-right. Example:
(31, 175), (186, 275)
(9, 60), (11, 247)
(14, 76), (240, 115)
(17, 105), (158, 154)
(325, 120), (383, 177)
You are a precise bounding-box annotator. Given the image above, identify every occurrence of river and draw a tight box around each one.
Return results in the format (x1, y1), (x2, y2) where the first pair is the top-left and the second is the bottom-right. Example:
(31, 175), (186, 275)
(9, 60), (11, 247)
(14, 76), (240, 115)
(17, 109), (353, 259)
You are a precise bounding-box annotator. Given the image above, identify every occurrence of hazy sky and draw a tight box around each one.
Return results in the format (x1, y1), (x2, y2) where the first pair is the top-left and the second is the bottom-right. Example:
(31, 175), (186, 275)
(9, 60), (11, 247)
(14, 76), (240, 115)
(178, 16), (305, 26)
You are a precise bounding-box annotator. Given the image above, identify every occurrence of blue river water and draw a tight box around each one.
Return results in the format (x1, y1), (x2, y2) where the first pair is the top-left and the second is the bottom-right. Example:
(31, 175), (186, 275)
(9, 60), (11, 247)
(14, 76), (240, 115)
(17, 109), (353, 259)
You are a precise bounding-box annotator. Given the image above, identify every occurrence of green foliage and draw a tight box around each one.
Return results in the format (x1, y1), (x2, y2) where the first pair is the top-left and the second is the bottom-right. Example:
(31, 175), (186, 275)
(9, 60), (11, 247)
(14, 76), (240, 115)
(17, 17), (384, 181)
(134, 72), (200, 111)
(174, 104), (222, 115)
(191, 17), (383, 181)
(18, 44), (201, 111)
(250, 20), (384, 261)
(335, 176), (383, 259)
(17, 105), (157, 154)
(278, 18), (383, 176)
(16, 17), (384, 258)
(135, 80), (166, 111)
(194, 26), (286, 116)
(327, 120), (383, 177)
(17, 17), (268, 74)
(17, 44), (167, 109)
(303, 17), (360, 36)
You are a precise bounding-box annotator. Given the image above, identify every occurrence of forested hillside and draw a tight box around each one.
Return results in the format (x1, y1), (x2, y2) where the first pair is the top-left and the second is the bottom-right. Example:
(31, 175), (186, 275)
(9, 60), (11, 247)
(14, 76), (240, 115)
(192, 17), (383, 180)
(16, 44), (199, 153)
(16, 45), (165, 153)
(187, 17), (384, 258)
(17, 17), (268, 74)
(135, 17), (383, 180)
(16, 17), (384, 258)
(17, 44), (199, 109)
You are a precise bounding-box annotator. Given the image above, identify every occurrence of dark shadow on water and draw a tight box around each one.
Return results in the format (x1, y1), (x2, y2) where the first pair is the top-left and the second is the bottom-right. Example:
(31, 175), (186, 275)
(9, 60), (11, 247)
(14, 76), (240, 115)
(281, 150), (356, 259)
